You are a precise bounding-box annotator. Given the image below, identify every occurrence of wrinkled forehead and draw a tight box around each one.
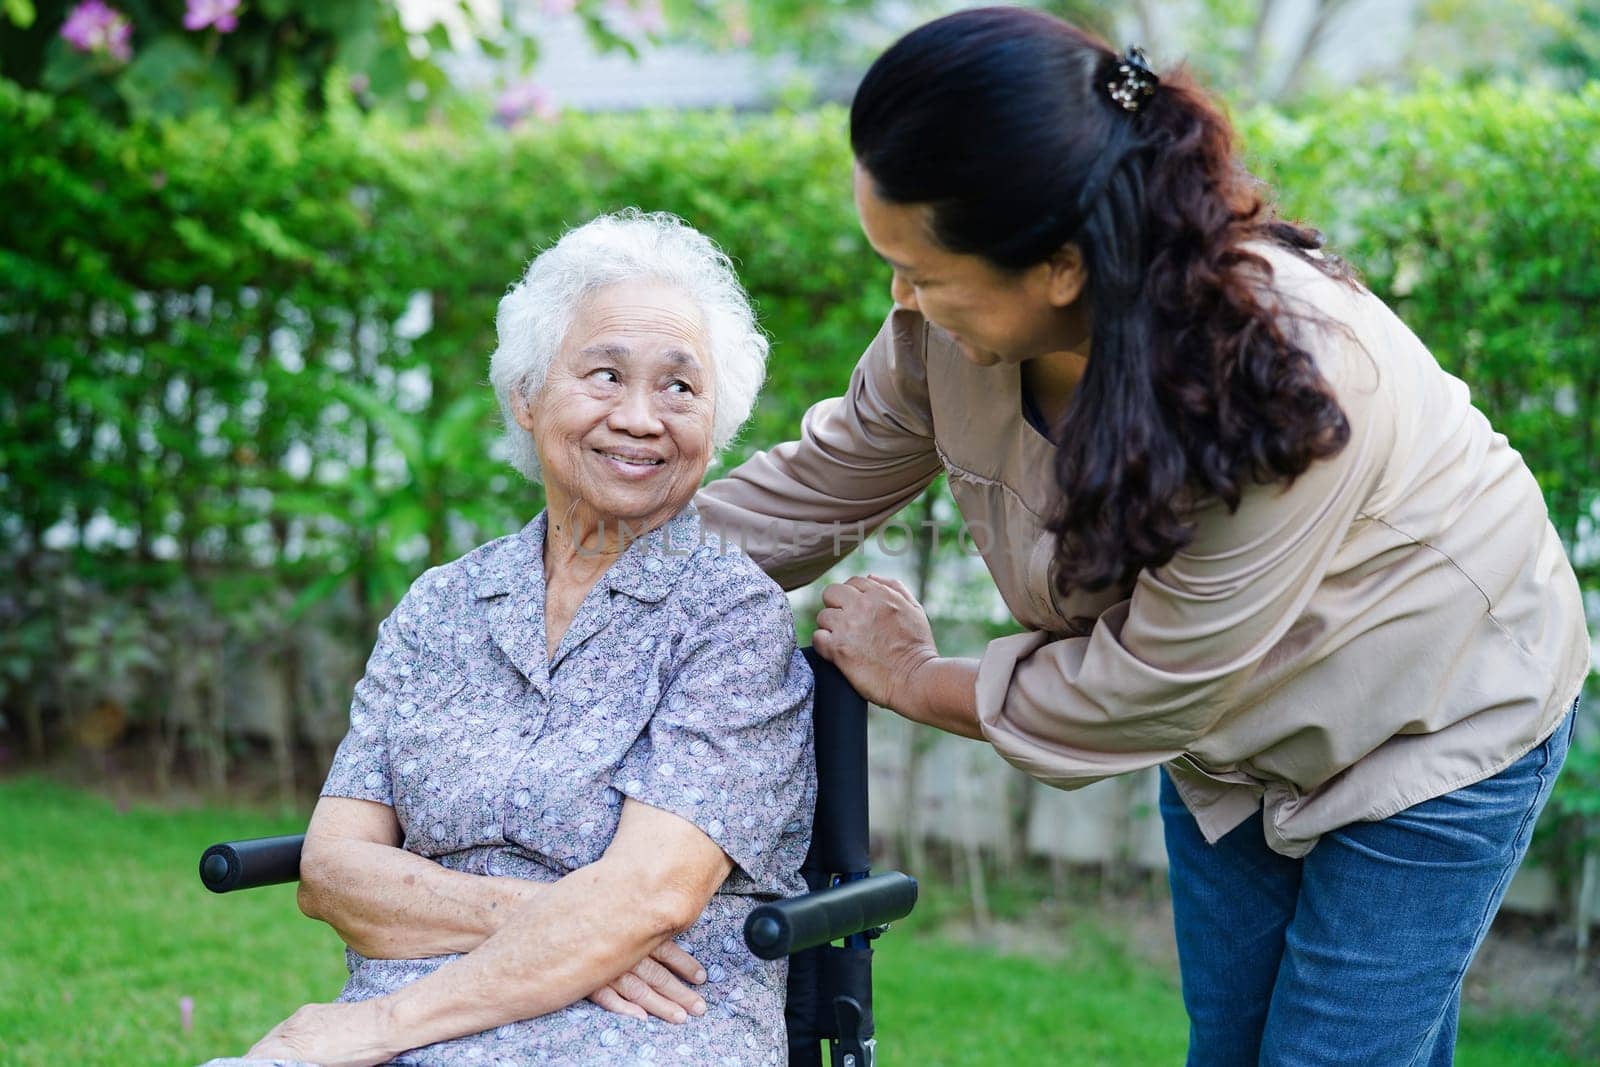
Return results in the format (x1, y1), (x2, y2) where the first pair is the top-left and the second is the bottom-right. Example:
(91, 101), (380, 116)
(573, 340), (705, 379)
(562, 281), (711, 368)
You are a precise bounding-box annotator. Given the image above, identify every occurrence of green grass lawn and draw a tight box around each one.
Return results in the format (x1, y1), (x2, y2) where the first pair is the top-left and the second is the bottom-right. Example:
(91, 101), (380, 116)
(1, 775), (1591, 1066)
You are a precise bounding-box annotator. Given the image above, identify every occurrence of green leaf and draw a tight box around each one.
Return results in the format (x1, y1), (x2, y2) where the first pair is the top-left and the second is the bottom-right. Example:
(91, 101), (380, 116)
(286, 565), (355, 623)
(3, 0), (35, 29)
(39, 37), (99, 93)
(332, 379), (426, 475)
(423, 25), (451, 57)
(425, 391), (493, 467)
(239, 209), (316, 265)
(114, 35), (234, 118)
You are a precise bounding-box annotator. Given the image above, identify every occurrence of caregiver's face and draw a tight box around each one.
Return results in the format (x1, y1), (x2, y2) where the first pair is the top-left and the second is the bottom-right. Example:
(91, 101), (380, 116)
(853, 163), (1086, 366)
(521, 281), (716, 526)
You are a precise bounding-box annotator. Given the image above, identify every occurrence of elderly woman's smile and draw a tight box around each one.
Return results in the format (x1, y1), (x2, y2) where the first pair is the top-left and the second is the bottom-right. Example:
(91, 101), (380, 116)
(514, 281), (716, 537)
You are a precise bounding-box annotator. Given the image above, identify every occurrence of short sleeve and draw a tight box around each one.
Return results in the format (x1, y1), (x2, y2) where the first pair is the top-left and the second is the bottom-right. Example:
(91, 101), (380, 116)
(321, 597), (419, 806)
(613, 571), (816, 893)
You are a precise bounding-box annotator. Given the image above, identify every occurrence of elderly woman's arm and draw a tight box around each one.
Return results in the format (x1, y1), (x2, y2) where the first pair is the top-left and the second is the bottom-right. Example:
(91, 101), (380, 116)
(247, 799), (732, 1065)
(296, 797), (533, 959)
(298, 566), (709, 1023)
(298, 585), (518, 961)
(378, 800), (732, 1050)
(296, 796), (709, 1021)
(261, 537), (812, 1064)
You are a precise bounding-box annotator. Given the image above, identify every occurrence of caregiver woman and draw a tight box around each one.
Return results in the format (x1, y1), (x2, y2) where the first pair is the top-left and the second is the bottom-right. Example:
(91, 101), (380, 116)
(696, 7), (1588, 1066)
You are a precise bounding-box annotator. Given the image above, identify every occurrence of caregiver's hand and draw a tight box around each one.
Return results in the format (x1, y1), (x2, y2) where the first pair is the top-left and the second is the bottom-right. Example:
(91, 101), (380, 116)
(814, 576), (939, 712)
(245, 999), (397, 1067)
(814, 575), (985, 739)
(589, 940), (709, 1023)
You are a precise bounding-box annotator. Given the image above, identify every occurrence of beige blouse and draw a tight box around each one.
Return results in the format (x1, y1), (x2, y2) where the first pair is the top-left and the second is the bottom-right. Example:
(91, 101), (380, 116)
(696, 244), (1590, 858)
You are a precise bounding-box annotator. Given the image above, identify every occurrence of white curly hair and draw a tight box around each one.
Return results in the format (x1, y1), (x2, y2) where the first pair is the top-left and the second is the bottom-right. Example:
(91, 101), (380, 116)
(488, 209), (769, 483)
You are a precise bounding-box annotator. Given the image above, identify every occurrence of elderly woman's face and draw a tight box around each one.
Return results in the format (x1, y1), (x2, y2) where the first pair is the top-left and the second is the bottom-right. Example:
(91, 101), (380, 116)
(518, 281), (716, 528)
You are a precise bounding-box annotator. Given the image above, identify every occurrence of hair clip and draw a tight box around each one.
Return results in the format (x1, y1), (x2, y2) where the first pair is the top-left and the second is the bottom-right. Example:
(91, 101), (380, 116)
(1104, 46), (1159, 114)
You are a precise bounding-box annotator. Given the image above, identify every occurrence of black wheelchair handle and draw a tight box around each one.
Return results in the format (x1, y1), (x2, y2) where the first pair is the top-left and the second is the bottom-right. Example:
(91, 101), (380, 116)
(200, 834), (306, 893)
(743, 871), (918, 960)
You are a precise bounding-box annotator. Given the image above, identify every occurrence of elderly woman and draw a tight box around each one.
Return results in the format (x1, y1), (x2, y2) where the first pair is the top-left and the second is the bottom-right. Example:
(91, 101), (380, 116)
(222, 211), (815, 1066)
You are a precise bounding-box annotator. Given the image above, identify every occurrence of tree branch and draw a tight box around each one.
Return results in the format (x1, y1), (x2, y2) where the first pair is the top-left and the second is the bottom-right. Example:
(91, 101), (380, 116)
(1277, 0), (1362, 101)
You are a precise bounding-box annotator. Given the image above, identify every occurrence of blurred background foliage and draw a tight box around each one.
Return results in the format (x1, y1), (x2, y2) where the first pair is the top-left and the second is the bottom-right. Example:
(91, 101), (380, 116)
(1, 0), (1597, 936)
(7, 1), (1600, 121)
(0, 0), (899, 122)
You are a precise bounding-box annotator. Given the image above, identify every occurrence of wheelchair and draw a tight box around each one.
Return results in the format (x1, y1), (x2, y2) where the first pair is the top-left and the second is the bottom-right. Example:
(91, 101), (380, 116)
(200, 648), (918, 1067)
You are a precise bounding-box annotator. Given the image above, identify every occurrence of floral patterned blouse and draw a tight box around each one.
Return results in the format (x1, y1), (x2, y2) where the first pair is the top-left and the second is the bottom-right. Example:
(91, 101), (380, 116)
(299, 505), (813, 1066)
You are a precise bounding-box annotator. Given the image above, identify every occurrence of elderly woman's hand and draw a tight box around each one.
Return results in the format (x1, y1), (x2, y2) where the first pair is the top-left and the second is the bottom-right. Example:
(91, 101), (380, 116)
(589, 941), (709, 1023)
(245, 1000), (397, 1067)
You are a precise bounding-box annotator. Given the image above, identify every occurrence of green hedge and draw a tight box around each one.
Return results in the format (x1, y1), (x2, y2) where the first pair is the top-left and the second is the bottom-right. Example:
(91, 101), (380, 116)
(1, 79), (1595, 870)
(1247, 79), (1600, 566)
(6, 80), (1595, 597)
(0, 84), (881, 609)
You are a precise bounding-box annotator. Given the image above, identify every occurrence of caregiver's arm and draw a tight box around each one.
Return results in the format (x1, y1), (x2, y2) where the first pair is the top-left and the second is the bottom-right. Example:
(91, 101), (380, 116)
(825, 310), (1394, 781)
(372, 799), (733, 1054)
(696, 307), (942, 590)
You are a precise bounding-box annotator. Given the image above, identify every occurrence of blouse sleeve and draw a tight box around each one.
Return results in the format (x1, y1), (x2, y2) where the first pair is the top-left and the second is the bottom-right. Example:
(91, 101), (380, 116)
(695, 308), (944, 590)
(612, 569), (817, 892)
(321, 583), (427, 805)
(977, 322), (1393, 788)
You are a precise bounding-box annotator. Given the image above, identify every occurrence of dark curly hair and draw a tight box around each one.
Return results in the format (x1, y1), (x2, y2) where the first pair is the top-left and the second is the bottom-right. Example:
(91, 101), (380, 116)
(850, 7), (1354, 594)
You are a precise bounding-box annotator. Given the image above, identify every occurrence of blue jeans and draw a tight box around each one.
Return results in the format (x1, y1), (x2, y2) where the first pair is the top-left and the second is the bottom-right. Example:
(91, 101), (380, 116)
(1160, 702), (1578, 1067)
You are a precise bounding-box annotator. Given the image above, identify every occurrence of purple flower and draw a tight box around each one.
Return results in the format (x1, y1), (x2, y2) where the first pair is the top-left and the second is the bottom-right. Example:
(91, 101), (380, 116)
(729, 9), (752, 48)
(179, 995), (194, 1032)
(599, 0), (665, 39)
(635, 0), (666, 34)
(59, 1), (133, 62)
(540, 0), (577, 14)
(183, 0), (240, 34)
(494, 81), (558, 127)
